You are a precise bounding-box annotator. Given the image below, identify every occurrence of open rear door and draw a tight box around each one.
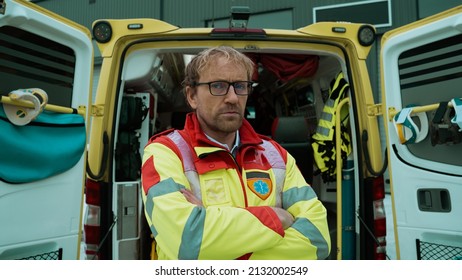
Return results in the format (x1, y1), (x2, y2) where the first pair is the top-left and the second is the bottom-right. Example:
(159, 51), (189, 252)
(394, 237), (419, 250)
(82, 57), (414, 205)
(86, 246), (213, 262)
(0, 0), (93, 259)
(381, 6), (462, 260)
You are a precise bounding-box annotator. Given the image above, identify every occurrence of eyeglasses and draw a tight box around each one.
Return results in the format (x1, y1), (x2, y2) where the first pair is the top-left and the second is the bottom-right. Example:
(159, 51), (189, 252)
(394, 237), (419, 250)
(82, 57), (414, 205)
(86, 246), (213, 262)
(193, 81), (253, 96)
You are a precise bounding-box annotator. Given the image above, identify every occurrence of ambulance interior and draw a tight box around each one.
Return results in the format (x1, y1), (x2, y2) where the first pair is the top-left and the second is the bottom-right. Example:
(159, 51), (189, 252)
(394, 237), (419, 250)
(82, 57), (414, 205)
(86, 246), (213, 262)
(118, 48), (347, 258)
(121, 48), (344, 189)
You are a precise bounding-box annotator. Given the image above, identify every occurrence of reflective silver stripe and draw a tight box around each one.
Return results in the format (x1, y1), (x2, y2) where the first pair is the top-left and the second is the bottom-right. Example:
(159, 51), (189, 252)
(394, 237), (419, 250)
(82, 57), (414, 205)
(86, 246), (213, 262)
(145, 177), (183, 237)
(260, 140), (286, 169)
(273, 169), (285, 208)
(320, 111), (333, 122)
(178, 207), (206, 259)
(168, 131), (195, 172)
(315, 125), (330, 136)
(326, 98), (336, 108)
(167, 133), (286, 208)
(282, 185), (317, 209)
(145, 176), (205, 257)
(185, 171), (202, 201)
(291, 217), (330, 259)
(167, 131), (202, 200)
(149, 225), (157, 237)
(261, 140), (286, 208)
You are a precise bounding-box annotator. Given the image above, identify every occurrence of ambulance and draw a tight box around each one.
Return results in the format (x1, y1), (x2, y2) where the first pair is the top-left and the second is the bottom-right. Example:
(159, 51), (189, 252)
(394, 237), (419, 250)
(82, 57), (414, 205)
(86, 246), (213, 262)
(0, 0), (461, 260)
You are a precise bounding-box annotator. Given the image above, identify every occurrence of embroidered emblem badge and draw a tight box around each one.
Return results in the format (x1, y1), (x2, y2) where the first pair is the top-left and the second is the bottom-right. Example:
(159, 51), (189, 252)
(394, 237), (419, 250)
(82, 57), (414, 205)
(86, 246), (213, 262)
(246, 172), (272, 200)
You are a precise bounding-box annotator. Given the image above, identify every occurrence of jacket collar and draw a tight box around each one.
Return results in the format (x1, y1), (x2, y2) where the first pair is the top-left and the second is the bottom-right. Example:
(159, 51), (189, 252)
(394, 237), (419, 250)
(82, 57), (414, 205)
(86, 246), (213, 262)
(182, 112), (263, 150)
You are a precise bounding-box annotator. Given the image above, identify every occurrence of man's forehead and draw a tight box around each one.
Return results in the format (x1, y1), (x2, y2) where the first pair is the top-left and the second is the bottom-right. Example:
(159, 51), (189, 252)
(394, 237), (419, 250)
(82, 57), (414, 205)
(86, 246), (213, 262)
(200, 58), (246, 77)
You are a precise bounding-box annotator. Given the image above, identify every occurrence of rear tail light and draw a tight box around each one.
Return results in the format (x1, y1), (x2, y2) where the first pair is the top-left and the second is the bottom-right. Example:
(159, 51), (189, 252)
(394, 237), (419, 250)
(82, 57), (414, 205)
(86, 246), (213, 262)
(83, 179), (102, 260)
(372, 176), (387, 260)
(85, 178), (101, 205)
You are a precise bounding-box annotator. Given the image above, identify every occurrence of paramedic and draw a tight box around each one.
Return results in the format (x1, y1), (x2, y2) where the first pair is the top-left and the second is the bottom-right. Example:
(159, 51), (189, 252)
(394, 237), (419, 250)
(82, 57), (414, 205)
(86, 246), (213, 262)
(141, 46), (331, 260)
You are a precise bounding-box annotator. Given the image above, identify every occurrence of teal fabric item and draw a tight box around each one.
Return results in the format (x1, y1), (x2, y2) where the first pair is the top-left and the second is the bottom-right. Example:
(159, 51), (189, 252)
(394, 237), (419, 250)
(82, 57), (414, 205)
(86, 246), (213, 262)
(0, 106), (86, 184)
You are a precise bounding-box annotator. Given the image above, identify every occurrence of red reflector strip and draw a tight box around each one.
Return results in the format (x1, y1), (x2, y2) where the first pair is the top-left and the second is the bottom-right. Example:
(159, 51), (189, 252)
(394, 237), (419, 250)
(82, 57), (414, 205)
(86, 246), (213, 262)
(212, 27), (266, 34)
(85, 249), (97, 255)
(374, 218), (387, 237)
(370, 176), (387, 260)
(85, 179), (101, 205)
(375, 251), (387, 260)
(374, 217), (387, 260)
(83, 224), (101, 245)
(372, 176), (385, 200)
(211, 27), (266, 37)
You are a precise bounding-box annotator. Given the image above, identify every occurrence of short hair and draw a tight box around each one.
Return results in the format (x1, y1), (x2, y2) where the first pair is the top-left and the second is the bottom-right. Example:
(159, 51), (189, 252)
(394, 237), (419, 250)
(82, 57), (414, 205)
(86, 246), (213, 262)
(183, 46), (255, 87)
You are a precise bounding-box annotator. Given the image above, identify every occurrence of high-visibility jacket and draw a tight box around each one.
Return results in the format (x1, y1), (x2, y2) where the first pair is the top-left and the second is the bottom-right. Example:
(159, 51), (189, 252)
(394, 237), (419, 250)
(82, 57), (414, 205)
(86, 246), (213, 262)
(311, 72), (352, 182)
(141, 112), (331, 260)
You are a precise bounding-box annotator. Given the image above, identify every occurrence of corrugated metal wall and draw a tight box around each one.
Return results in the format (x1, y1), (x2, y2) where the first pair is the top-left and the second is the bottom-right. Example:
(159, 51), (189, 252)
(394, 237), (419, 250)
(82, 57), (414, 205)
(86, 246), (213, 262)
(35, 0), (311, 30)
(32, 0), (460, 118)
(33, 0), (425, 31)
(33, 0), (462, 31)
(32, 0), (461, 105)
(35, 0), (162, 29)
(162, 0), (312, 28)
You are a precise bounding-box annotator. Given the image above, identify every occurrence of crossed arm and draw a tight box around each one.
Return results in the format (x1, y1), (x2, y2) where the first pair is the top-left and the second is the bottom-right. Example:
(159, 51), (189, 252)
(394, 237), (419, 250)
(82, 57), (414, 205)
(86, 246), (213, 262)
(142, 142), (330, 259)
(180, 188), (294, 229)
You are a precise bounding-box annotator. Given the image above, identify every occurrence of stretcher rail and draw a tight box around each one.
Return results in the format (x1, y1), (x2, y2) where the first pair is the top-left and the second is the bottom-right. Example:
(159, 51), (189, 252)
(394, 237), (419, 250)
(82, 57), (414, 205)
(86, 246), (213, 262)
(0, 94), (86, 117)
(388, 97), (461, 122)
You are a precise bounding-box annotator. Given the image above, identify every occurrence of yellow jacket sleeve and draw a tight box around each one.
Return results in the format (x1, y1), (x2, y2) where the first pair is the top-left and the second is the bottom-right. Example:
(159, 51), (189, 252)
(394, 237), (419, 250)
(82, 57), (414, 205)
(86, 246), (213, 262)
(142, 141), (289, 260)
(249, 153), (331, 259)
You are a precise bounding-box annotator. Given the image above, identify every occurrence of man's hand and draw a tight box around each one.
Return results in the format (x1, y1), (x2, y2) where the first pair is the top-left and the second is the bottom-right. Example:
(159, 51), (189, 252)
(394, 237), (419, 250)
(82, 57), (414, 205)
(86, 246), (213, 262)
(180, 188), (203, 206)
(271, 207), (294, 229)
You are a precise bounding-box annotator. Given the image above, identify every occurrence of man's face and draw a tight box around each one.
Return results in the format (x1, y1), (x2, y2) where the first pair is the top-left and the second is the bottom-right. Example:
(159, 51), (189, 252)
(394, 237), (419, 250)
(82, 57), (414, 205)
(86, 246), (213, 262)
(186, 56), (249, 140)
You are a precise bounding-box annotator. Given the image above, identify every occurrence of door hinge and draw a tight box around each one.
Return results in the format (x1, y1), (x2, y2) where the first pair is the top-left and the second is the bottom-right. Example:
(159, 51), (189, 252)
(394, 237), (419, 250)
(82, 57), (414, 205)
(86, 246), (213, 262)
(388, 107), (397, 121)
(77, 105), (87, 117)
(0, 0), (6, 15)
(367, 103), (383, 117)
(91, 104), (105, 117)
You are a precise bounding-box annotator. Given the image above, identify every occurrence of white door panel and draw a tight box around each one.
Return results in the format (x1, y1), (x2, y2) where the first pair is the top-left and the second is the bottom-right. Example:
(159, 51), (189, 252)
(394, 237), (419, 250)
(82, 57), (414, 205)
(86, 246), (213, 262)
(382, 6), (462, 260)
(0, 0), (92, 260)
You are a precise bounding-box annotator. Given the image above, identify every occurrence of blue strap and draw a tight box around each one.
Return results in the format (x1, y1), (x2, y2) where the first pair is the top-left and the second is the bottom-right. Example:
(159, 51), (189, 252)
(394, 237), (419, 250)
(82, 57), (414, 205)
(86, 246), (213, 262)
(450, 98), (462, 131)
(393, 106), (428, 144)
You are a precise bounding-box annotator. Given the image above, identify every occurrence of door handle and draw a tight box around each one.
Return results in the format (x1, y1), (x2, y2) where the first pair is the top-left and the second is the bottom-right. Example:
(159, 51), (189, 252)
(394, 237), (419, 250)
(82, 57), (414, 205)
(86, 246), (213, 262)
(417, 188), (451, 212)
